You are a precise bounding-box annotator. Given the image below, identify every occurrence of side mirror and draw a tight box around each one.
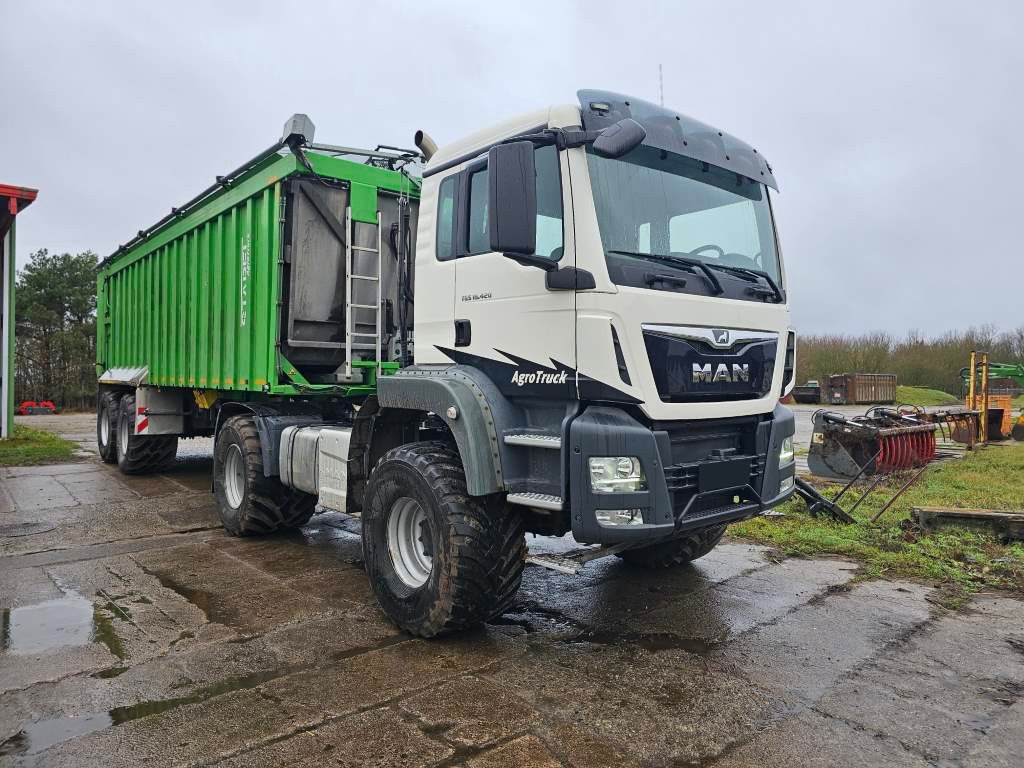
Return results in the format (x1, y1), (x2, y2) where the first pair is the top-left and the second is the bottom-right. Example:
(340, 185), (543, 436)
(488, 141), (536, 256)
(592, 118), (646, 158)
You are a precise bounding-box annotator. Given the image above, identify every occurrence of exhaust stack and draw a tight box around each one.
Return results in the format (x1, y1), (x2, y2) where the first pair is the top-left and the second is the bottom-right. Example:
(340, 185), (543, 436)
(414, 130), (438, 161)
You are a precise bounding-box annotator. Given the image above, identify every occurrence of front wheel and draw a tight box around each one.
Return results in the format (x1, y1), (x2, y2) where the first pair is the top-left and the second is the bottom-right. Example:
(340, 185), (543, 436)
(362, 441), (526, 637)
(213, 414), (316, 536)
(618, 525), (726, 568)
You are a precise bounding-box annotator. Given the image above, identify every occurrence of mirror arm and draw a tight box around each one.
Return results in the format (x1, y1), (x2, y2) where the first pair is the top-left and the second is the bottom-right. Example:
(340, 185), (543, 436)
(505, 253), (557, 272)
(554, 129), (601, 150)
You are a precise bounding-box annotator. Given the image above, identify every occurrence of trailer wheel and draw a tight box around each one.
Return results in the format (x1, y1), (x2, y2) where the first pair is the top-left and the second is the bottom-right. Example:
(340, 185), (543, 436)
(97, 391), (121, 464)
(618, 525), (726, 568)
(214, 414), (316, 536)
(362, 441), (526, 638)
(115, 394), (178, 475)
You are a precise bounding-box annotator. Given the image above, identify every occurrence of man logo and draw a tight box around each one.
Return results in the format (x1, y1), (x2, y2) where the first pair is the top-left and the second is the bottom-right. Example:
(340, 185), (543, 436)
(692, 363), (750, 384)
(712, 329), (730, 346)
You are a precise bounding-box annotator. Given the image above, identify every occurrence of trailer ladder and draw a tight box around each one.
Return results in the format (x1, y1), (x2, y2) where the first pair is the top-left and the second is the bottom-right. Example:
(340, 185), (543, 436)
(344, 207), (382, 378)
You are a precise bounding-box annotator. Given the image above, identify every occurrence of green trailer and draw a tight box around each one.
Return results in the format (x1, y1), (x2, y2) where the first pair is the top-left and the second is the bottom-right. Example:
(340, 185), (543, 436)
(96, 115), (419, 480)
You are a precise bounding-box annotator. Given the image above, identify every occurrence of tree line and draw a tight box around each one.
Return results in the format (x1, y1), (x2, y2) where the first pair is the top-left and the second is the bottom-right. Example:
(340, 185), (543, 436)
(796, 327), (1024, 396)
(14, 249), (98, 411)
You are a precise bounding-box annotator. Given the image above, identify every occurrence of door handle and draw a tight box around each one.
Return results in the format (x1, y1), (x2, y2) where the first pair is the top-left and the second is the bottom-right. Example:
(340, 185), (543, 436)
(454, 319), (471, 347)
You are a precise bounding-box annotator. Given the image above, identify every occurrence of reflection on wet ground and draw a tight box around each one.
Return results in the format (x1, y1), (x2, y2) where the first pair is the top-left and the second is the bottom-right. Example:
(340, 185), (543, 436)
(1, 588), (94, 654)
(2, 414), (1023, 767)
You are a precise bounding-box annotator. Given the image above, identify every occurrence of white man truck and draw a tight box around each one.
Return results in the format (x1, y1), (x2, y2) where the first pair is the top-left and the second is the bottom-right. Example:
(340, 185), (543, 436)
(96, 89), (796, 637)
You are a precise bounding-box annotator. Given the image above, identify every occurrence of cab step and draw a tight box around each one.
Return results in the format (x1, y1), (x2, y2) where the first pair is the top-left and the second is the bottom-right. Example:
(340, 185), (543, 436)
(503, 433), (561, 449)
(506, 492), (563, 511)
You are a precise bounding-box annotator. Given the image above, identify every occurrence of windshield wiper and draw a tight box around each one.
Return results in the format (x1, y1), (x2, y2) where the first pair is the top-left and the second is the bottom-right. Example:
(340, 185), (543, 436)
(701, 263), (784, 303)
(607, 250), (723, 295)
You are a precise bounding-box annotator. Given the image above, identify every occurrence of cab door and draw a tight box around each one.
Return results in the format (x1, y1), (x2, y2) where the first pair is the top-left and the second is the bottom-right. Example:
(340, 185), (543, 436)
(448, 144), (576, 399)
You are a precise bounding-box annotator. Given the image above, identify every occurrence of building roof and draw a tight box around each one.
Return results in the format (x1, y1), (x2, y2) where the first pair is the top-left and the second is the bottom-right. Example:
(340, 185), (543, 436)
(0, 183), (39, 238)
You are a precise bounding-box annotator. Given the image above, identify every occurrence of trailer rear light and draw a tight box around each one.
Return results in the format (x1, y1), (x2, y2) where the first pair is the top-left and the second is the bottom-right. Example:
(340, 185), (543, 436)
(782, 331), (796, 396)
(596, 509), (645, 526)
(588, 456), (647, 494)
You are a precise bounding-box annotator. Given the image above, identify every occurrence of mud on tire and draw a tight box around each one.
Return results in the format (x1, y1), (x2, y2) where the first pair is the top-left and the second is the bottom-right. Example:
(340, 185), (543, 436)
(362, 441), (526, 638)
(115, 394), (178, 474)
(214, 414), (316, 536)
(618, 525), (726, 568)
(97, 391), (121, 464)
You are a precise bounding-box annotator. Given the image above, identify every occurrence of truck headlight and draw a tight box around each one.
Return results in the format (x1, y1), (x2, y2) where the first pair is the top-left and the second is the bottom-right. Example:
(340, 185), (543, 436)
(588, 456), (647, 494)
(778, 436), (794, 467)
(596, 509), (645, 526)
(779, 475), (795, 494)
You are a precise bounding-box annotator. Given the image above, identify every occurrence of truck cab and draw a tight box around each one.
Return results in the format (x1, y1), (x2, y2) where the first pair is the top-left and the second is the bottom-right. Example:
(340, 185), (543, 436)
(378, 89), (795, 553)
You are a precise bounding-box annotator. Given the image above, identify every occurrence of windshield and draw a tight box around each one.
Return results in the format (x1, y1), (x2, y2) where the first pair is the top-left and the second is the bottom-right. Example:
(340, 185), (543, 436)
(587, 145), (781, 286)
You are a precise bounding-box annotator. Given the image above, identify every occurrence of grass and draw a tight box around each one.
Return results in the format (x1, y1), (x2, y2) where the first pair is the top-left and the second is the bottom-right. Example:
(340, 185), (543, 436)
(732, 442), (1024, 607)
(895, 385), (960, 407)
(0, 424), (76, 466)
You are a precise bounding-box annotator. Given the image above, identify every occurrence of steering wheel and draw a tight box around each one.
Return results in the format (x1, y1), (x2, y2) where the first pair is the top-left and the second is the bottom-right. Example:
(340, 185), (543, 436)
(686, 244), (724, 259)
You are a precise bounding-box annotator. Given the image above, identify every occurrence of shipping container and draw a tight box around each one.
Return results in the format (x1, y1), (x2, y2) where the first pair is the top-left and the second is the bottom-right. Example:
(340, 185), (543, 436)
(96, 149), (419, 398)
(826, 373), (897, 405)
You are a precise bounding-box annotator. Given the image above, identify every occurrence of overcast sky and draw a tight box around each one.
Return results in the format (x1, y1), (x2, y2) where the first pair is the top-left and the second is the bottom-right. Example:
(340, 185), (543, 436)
(2, 0), (1021, 336)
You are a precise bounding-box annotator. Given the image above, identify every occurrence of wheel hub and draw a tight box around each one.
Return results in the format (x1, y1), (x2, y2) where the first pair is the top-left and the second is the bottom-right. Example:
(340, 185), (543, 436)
(224, 444), (245, 509)
(100, 407), (110, 445)
(386, 497), (433, 588)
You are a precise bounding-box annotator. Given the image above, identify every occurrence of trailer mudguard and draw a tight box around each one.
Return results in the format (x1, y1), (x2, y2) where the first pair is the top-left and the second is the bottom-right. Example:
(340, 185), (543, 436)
(377, 367), (506, 496)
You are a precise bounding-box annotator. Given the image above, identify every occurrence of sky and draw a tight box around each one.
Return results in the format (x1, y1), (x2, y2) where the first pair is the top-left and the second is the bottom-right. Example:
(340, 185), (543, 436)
(2, 0), (1021, 337)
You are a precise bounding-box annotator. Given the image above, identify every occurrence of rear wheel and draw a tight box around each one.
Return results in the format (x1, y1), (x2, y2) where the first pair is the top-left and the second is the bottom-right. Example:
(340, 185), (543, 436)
(618, 525), (726, 568)
(214, 414), (316, 536)
(115, 394), (178, 474)
(96, 391), (120, 463)
(362, 441), (526, 637)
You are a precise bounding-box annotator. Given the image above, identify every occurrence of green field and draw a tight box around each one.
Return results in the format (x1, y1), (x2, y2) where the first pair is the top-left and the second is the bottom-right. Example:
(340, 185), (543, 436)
(895, 385), (960, 407)
(0, 425), (76, 466)
(732, 442), (1024, 607)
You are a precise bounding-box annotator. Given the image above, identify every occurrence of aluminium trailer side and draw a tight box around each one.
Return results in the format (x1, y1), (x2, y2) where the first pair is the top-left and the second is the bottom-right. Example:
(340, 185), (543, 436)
(96, 150), (418, 400)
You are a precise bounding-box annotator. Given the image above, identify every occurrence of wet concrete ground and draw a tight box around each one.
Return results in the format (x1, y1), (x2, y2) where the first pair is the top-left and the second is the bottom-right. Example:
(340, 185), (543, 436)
(2, 413), (1023, 767)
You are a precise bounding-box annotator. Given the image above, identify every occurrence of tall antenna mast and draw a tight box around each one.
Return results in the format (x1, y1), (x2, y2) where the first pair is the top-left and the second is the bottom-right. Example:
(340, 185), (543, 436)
(658, 63), (664, 106)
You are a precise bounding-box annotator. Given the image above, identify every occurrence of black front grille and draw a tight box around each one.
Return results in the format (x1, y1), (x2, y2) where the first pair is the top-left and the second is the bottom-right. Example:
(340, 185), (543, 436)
(644, 331), (776, 403)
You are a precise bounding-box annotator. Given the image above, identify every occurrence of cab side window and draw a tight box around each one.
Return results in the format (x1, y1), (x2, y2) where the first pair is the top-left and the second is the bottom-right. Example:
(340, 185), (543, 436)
(467, 167), (490, 254)
(436, 175), (456, 261)
(464, 144), (564, 259)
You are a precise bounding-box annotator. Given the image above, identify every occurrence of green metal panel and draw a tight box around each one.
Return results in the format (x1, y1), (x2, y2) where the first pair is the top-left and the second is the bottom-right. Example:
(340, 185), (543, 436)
(97, 150), (418, 399)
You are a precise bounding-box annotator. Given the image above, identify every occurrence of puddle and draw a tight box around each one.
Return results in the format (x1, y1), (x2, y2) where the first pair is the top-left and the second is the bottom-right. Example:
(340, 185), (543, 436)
(0, 713), (113, 757)
(0, 585), (129, 659)
(141, 568), (214, 621)
(1, 589), (95, 654)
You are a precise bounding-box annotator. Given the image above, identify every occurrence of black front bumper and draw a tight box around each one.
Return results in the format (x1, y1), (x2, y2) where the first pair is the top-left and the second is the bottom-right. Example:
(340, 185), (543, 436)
(568, 404), (796, 544)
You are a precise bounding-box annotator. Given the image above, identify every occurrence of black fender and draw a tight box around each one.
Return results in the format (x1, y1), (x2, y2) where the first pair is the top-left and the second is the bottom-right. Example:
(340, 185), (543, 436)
(377, 367), (506, 496)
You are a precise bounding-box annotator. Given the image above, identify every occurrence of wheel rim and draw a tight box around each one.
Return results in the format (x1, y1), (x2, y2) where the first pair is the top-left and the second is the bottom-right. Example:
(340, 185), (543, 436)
(117, 412), (129, 456)
(386, 497), (433, 588)
(224, 444), (246, 509)
(100, 407), (110, 446)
